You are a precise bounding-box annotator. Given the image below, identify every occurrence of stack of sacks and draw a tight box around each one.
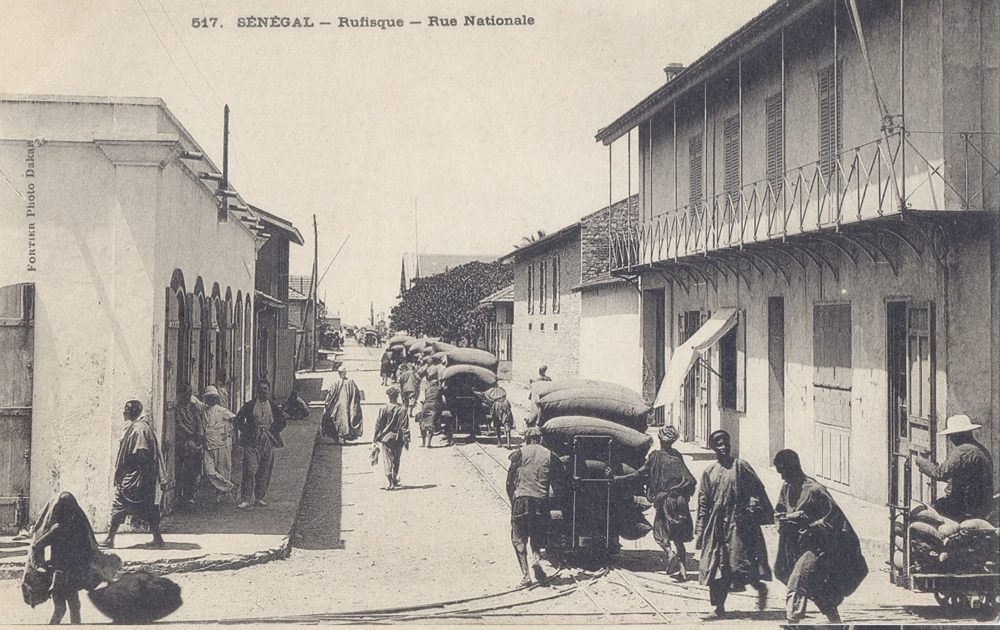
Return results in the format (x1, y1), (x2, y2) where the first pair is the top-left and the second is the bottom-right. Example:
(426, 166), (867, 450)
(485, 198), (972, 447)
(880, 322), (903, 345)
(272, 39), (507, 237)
(537, 379), (654, 547)
(893, 504), (1000, 575)
(440, 348), (499, 393)
(405, 337), (439, 360)
(387, 335), (415, 361)
(532, 379), (652, 434)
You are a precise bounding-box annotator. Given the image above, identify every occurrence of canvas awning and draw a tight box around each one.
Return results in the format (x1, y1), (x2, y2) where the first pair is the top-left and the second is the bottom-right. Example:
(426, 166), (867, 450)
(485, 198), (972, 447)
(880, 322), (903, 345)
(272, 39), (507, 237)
(654, 308), (738, 408)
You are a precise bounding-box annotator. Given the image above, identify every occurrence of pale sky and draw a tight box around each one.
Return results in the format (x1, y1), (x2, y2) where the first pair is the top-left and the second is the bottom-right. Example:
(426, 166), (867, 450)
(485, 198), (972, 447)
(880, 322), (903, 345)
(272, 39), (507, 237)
(2, 0), (772, 324)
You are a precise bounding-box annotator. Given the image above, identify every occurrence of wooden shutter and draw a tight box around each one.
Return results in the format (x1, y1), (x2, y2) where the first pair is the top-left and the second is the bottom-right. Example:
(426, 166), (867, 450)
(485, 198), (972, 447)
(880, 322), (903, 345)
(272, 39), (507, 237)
(689, 134), (703, 211)
(736, 309), (746, 413)
(723, 116), (740, 196)
(766, 93), (783, 195)
(552, 256), (560, 313)
(818, 63), (843, 183)
(539, 261), (547, 314)
(527, 264), (533, 314)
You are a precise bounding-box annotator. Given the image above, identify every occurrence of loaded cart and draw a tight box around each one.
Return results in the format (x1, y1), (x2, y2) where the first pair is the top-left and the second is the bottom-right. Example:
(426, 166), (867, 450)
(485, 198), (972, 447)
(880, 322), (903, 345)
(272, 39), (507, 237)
(547, 435), (615, 560)
(888, 454), (999, 617)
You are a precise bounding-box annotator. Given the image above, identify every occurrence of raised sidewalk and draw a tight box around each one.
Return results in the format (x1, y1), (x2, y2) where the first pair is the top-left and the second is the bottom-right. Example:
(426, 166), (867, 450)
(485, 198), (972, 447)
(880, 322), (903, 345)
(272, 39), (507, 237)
(0, 386), (324, 580)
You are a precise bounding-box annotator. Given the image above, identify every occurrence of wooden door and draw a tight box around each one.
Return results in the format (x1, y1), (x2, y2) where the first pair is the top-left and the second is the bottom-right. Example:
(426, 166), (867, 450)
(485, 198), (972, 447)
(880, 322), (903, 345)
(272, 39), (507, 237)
(161, 289), (181, 512)
(889, 301), (936, 505)
(0, 284), (34, 534)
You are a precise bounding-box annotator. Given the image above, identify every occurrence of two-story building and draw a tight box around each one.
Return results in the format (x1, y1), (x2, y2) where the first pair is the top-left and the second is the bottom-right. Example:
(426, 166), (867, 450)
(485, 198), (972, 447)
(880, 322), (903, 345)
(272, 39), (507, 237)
(501, 225), (582, 384)
(598, 0), (999, 507)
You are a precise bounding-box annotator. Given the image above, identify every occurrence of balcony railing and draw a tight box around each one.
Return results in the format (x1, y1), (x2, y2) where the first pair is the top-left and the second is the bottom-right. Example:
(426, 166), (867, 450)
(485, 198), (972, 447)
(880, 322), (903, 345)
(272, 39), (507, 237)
(612, 130), (1000, 270)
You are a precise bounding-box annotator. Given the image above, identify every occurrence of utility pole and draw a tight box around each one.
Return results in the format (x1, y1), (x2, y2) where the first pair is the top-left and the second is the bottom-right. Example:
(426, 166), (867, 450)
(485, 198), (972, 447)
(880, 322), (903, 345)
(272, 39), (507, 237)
(311, 214), (318, 371)
(219, 105), (230, 223)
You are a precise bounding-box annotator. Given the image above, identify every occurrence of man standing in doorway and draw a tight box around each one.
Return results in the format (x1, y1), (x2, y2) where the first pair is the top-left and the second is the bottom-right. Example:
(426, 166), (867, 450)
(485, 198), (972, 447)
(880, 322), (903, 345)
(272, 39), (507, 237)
(201, 386), (236, 503)
(175, 383), (206, 505)
(321, 367), (363, 444)
(100, 400), (166, 549)
(695, 429), (774, 619)
(233, 381), (287, 509)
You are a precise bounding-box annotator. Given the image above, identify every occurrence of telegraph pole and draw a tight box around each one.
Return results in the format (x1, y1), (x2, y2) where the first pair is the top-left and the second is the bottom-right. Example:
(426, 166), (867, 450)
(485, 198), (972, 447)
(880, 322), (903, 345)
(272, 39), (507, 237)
(219, 105), (230, 222)
(311, 214), (318, 371)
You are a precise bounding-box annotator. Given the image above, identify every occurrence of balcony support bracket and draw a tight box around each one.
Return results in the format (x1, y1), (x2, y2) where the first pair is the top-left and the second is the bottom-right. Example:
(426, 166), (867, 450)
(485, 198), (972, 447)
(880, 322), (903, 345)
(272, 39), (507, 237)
(744, 248), (791, 285)
(650, 264), (690, 295)
(676, 261), (717, 293)
(707, 253), (751, 290)
(813, 234), (859, 269)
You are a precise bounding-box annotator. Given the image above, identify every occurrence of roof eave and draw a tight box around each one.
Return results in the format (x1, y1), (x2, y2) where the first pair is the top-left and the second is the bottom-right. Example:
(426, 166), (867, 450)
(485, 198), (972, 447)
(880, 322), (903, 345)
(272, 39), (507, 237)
(595, 0), (824, 146)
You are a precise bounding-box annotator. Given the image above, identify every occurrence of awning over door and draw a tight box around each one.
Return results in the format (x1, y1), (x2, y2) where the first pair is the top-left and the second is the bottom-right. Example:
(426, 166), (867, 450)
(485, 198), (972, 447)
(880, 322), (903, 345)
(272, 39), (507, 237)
(654, 308), (737, 408)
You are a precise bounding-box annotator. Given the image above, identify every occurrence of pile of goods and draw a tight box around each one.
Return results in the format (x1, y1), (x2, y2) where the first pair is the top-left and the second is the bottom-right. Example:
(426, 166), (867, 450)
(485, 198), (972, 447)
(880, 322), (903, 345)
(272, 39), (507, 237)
(893, 504), (999, 575)
(431, 346), (499, 431)
(535, 379), (655, 546)
(88, 572), (183, 624)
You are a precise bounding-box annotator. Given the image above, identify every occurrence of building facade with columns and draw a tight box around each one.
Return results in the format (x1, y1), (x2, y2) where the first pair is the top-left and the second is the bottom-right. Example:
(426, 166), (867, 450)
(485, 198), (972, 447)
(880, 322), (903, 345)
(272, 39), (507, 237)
(0, 95), (278, 530)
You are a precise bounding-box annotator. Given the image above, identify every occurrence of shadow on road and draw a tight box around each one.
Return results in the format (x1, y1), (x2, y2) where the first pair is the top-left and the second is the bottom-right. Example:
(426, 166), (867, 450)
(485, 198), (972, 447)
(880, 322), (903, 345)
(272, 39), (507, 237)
(292, 441), (346, 551)
(394, 484), (437, 491)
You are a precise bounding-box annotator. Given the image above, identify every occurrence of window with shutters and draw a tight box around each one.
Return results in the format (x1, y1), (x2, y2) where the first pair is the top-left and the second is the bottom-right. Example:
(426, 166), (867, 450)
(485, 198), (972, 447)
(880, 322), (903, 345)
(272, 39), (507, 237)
(723, 115), (740, 198)
(539, 260), (547, 314)
(552, 255), (560, 313)
(818, 63), (843, 183)
(689, 134), (703, 213)
(766, 93), (783, 195)
(527, 264), (534, 314)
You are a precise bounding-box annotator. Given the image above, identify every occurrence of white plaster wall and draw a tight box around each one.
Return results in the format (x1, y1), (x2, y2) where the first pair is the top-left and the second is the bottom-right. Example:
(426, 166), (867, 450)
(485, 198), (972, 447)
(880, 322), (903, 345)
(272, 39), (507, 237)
(1, 98), (258, 528)
(579, 284), (641, 393)
(651, 228), (993, 506)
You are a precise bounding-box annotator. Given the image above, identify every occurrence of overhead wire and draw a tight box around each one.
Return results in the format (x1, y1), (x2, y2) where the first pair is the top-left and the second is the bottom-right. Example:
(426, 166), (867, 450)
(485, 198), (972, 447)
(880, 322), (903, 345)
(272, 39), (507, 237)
(135, 0), (262, 201)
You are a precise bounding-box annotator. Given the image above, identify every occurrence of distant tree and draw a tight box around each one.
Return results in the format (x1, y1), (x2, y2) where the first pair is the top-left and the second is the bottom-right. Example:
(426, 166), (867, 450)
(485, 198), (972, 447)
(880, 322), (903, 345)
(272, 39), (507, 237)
(514, 229), (547, 248)
(390, 260), (513, 346)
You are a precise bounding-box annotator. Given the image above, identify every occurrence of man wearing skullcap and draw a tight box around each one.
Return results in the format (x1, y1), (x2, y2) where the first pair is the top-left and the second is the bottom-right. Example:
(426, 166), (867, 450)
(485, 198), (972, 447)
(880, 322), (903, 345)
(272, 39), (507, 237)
(773, 449), (867, 624)
(695, 429), (773, 619)
(611, 424), (696, 580)
(100, 400), (167, 549)
(372, 386), (410, 489)
(505, 427), (565, 586)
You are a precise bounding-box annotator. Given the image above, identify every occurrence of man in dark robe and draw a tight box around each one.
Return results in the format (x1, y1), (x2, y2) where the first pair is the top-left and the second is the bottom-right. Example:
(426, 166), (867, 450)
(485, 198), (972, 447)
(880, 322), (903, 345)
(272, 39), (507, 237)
(29, 491), (121, 624)
(100, 400), (167, 549)
(233, 381), (287, 509)
(914, 414), (994, 521)
(371, 386), (410, 490)
(695, 429), (773, 619)
(322, 367), (363, 443)
(612, 424), (697, 580)
(174, 383), (206, 505)
(773, 449), (867, 624)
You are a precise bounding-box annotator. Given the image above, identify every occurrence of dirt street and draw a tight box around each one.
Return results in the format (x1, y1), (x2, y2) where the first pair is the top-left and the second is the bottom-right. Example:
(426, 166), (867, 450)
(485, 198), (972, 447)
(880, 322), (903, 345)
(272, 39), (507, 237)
(0, 342), (977, 624)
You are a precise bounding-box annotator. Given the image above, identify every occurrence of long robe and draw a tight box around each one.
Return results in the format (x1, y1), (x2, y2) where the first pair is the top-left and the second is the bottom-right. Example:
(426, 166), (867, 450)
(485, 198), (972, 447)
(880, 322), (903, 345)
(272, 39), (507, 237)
(695, 458), (774, 586)
(111, 416), (167, 522)
(774, 475), (868, 609)
(639, 449), (697, 544)
(322, 377), (363, 439)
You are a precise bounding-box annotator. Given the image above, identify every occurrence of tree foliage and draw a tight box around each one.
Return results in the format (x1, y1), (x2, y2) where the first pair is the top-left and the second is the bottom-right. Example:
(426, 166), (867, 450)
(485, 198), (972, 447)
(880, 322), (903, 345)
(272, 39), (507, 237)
(390, 260), (512, 345)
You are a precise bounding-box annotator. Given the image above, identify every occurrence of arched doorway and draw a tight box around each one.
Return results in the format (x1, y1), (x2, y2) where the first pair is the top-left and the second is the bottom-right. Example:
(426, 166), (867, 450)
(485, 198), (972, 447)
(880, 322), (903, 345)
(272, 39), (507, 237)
(234, 291), (244, 409)
(244, 297), (253, 399)
(163, 273), (186, 513)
